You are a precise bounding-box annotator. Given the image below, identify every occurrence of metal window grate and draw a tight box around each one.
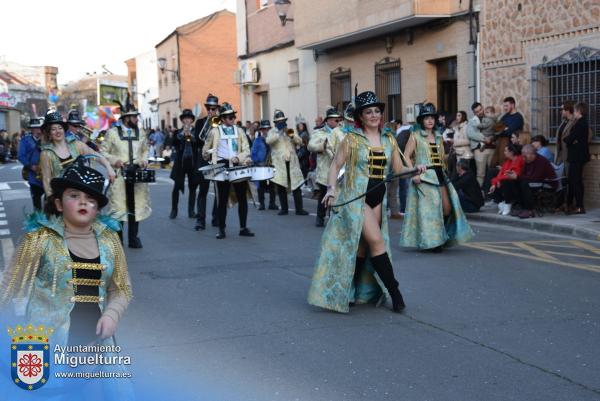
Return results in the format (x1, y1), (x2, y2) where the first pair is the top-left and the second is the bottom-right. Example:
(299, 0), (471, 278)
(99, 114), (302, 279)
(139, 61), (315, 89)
(532, 46), (600, 141)
(375, 58), (402, 123)
(330, 68), (351, 113)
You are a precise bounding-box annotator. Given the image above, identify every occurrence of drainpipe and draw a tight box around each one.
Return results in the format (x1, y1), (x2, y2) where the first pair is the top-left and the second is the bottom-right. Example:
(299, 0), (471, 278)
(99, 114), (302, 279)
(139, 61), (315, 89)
(176, 31), (181, 114)
(468, 0), (479, 103)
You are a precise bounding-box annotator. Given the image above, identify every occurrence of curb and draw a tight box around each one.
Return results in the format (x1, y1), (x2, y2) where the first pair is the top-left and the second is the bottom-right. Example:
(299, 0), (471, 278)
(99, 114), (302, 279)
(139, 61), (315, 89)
(466, 212), (600, 242)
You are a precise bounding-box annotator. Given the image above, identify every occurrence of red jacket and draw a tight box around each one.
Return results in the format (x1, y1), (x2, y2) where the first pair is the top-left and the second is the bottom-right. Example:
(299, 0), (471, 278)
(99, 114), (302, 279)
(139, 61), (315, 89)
(492, 155), (524, 187)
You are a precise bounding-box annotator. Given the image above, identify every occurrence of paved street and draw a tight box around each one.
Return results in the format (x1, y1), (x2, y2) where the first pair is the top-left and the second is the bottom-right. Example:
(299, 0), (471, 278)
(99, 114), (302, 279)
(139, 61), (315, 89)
(1, 164), (599, 401)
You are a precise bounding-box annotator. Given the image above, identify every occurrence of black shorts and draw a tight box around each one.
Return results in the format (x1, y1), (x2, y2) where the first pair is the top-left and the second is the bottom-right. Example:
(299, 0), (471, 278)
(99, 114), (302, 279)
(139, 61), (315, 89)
(365, 179), (386, 208)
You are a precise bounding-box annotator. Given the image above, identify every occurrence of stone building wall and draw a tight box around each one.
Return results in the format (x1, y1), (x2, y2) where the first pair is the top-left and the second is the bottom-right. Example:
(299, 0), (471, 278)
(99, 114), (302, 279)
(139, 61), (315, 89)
(480, 0), (600, 207)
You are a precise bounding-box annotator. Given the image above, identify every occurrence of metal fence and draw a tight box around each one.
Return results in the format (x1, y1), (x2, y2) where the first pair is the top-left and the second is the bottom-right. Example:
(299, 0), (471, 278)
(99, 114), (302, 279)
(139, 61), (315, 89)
(375, 57), (402, 123)
(531, 46), (600, 140)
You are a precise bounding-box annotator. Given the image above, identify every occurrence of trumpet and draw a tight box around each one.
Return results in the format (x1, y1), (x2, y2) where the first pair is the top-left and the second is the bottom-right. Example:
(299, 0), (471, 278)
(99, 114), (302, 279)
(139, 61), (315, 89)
(286, 128), (295, 137)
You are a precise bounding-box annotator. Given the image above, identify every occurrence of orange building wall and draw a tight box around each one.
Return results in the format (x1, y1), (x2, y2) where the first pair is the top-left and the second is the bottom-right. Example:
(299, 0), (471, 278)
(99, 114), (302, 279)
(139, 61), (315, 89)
(179, 11), (240, 116)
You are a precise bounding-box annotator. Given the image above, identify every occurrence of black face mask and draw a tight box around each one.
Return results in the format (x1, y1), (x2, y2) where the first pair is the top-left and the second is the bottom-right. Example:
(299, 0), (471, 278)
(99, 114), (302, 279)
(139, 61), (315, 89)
(125, 119), (137, 129)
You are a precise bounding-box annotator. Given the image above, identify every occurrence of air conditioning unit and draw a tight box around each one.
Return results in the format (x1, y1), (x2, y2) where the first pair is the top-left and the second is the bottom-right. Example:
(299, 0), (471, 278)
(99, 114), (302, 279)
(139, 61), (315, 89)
(240, 60), (258, 85)
(405, 104), (416, 123)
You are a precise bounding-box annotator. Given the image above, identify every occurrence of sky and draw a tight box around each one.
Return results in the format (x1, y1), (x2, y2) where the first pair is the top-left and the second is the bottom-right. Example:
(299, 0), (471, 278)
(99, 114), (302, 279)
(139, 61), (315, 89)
(1, 0), (236, 85)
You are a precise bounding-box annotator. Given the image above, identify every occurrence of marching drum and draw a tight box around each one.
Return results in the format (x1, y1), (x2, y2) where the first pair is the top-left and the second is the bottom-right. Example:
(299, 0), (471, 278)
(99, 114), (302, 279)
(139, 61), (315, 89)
(198, 164), (227, 181)
(250, 166), (274, 181)
(227, 166), (253, 183)
(148, 157), (165, 163)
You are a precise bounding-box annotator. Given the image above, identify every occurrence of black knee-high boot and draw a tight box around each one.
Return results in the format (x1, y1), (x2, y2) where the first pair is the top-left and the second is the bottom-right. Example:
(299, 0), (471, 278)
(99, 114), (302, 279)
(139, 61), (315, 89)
(370, 253), (405, 313)
(350, 256), (366, 307)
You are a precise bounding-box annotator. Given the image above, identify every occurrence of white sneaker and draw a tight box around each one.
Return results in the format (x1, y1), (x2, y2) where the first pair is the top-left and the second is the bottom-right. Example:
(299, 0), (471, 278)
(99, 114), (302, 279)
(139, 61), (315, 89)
(497, 201), (506, 214)
(502, 203), (512, 216)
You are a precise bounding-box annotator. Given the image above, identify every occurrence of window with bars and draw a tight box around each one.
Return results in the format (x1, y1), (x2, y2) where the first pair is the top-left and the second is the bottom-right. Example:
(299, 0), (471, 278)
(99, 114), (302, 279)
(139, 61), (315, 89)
(375, 57), (402, 123)
(330, 68), (351, 114)
(532, 46), (600, 141)
(288, 59), (299, 87)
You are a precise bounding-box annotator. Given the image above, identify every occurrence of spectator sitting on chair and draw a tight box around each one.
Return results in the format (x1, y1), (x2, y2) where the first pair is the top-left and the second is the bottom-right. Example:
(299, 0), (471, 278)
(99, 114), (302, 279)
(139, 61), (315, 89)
(489, 143), (524, 216)
(531, 135), (554, 162)
(510, 144), (557, 219)
(452, 159), (484, 213)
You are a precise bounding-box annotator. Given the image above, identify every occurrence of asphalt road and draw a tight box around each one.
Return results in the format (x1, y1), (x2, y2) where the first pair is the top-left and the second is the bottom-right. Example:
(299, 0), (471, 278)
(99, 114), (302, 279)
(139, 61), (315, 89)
(1, 164), (599, 401)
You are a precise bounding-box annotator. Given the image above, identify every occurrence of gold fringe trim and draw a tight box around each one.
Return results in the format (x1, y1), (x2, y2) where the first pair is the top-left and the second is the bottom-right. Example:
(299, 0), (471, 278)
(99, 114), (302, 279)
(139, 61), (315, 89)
(106, 231), (132, 301)
(0, 229), (48, 305)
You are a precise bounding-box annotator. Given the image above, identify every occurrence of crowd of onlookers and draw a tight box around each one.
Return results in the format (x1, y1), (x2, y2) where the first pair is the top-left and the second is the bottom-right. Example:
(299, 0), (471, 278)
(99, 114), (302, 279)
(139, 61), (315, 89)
(0, 129), (24, 163)
(384, 97), (592, 219)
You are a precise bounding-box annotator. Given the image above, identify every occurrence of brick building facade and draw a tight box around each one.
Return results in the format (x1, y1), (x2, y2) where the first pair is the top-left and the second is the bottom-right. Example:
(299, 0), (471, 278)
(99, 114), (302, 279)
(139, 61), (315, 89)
(480, 0), (600, 207)
(156, 10), (239, 130)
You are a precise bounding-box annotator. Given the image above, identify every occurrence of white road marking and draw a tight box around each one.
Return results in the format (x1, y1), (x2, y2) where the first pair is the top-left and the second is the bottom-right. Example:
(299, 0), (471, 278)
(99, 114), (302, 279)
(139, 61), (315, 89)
(1, 237), (14, 271)
(0, 229), (10, 236)
(0, 220), (7, 226)
(0, 213), (5, 218)
(0, 183), (10, 190)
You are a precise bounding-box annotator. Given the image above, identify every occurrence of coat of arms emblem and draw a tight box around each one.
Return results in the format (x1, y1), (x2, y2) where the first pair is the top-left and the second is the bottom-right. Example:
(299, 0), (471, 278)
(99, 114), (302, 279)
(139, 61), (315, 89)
(8, 324), (53, 391)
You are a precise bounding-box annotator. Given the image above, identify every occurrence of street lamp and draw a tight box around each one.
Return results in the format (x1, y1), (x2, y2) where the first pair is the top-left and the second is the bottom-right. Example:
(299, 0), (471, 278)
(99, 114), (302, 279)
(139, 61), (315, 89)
(274, 0), (294, 26)
(157, 57), (179, 81)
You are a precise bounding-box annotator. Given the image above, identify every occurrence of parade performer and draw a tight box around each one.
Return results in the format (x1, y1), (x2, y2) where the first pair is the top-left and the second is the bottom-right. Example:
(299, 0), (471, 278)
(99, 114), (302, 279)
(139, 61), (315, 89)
(170, 109), (200, 219)
(0, 159), (132, 346)
(251, 119), (278, 210)
(39, 110), (115, 197)
(193, 94), (220, 230)
(0, 159), (133, 399)
(308, 106), (345, 226)
(266, 109), (309, 216)
(66, 108), (98, 151)
(308, 91), (426, 314)
(400, 103), (473, 252)
(18, 117), (45, 210)
(100, 95), (151, 248)
(202, 102), (255, 239)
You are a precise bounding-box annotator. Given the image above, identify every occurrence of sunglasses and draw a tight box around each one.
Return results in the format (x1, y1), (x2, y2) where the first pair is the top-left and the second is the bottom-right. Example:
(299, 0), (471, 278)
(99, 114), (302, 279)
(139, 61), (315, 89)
(207, 107), (218, 112)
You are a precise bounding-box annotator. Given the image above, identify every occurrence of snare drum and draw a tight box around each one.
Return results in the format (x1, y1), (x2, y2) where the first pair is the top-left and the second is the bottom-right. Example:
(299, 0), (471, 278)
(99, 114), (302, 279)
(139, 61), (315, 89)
(199, 164), (227, 181)
(250, 166), (274, 181)
(227, 166), (253, 183)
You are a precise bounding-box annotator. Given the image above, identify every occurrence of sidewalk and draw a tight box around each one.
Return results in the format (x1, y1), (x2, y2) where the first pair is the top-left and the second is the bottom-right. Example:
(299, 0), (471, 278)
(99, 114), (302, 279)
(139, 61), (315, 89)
(466, 203), (600, 241)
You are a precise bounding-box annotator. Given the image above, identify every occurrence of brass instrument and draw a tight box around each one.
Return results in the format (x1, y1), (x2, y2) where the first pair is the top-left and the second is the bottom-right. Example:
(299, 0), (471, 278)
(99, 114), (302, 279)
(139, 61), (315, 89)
(286, 128), (295, 137)
(210, 116), (221, 128)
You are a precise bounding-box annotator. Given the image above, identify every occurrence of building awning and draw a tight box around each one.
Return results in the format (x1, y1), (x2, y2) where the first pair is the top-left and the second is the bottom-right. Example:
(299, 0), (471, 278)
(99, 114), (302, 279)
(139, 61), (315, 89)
(298, 13), (466, 52)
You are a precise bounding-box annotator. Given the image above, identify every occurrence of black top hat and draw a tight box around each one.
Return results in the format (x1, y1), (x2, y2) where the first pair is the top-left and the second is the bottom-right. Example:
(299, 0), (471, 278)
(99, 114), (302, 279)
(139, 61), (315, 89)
(28, 117), (43, 128)
(258, 119), (272, 129)
(273, 109), (287, 122)
(179, 109), (195, 121)
(205, 94), (219, 107)
(50, 157), (108, 208)
(353, 91), (385, 121)
(67, 109), (84, 126)
(324, 106), (342, 120)
(343, 103), (355, 122)
(219, 102), (236, 116)
(41, 110), (67, 131)
(416, 103), (438, 124)
(114, 93), (139, 118)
